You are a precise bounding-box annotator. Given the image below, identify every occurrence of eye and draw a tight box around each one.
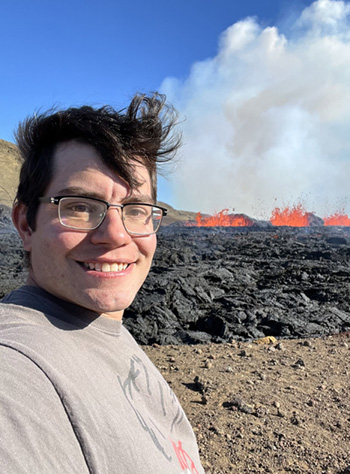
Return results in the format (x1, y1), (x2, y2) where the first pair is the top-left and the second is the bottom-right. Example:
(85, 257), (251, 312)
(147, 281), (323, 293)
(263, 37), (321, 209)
(64, 202), (94, 214)
(70, 203), (91, 213)
(61, 198), (103, 217)
(124, 204), (150, 218)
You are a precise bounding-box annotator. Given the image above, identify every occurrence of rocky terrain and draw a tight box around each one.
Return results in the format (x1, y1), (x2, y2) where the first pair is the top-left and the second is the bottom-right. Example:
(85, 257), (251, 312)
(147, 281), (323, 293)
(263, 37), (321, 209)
(124, 226), (350, 345)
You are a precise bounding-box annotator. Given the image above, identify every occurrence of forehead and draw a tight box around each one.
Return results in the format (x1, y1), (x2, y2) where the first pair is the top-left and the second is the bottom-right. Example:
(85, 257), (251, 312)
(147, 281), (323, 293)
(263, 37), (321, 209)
(49, 140), (152, 197)
(52, 140), (118, 179)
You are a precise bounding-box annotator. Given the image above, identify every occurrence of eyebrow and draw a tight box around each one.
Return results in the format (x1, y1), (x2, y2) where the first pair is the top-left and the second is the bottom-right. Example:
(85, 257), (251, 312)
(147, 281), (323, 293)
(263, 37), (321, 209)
(56, 187), (102, 199)
(55, 187), (154, 204)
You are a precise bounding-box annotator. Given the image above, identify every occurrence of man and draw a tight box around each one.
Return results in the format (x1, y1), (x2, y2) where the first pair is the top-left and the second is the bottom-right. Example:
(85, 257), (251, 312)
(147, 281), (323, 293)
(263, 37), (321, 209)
(0, 94), (204, 473)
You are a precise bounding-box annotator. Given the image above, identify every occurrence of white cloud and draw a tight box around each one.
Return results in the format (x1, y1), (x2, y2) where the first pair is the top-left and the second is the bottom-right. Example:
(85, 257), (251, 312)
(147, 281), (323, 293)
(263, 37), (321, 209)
(161, 0), (350, 218)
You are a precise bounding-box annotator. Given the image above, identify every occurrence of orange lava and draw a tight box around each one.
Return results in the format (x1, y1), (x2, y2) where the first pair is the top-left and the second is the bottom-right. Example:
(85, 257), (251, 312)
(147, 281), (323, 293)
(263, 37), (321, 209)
(270, 204), (310, 227)
(323, 212), (350, 226)
(192, 205), (350, 227)
(196, 209), (254, 227)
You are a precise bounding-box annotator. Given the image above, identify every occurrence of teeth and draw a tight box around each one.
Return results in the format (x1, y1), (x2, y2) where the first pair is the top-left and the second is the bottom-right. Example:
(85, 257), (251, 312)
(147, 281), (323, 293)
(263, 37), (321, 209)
(102, 263), (110, 272)
(83, 262), (128, 273)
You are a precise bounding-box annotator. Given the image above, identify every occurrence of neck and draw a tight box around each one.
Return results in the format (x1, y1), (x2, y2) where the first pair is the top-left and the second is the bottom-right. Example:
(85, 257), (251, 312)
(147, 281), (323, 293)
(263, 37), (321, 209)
(101, 310), (124, 321)
(26, 274), (124, 320)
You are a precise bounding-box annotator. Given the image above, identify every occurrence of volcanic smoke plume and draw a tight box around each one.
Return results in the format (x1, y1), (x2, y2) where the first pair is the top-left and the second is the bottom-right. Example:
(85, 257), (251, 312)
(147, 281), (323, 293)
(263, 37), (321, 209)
(160, 0), (350, 219)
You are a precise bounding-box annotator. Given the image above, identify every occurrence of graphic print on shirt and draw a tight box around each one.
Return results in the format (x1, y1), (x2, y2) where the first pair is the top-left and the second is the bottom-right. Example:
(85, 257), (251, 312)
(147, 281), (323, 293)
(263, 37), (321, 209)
(171, 439), (200, 474)
(118, 354), (201, 473)
(118, 355), (173, 461)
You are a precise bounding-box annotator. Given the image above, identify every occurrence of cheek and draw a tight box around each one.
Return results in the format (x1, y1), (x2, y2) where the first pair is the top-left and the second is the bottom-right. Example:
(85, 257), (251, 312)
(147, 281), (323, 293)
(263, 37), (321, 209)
(32, 227), (86, 260)
(137, 235), (157, 262)
(55, 231), (87, 251)
(147, 235), (157, 257)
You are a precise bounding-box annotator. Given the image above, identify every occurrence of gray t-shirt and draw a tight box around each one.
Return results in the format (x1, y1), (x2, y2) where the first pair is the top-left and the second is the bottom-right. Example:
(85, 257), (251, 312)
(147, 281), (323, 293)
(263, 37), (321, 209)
(0, 286), (204, 474)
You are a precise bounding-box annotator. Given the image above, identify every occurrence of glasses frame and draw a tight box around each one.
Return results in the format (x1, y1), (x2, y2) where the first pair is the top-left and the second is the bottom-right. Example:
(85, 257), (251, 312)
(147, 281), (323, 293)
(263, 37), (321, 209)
(39, 195), (168, 236)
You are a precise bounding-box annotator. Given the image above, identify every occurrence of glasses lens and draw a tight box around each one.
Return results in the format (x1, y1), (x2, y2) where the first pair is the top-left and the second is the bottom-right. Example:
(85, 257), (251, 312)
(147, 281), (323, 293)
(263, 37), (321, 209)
(59, 197), (106, 229)
(123, 204), (163, 235)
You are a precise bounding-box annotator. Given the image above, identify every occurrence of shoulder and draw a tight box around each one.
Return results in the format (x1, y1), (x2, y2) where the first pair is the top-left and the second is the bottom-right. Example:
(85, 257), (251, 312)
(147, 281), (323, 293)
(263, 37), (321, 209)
(0, 344), (64, 427)
(0, 302), (38, 335)
(0, 300), (49, 341)
(0, 346), (89, 473)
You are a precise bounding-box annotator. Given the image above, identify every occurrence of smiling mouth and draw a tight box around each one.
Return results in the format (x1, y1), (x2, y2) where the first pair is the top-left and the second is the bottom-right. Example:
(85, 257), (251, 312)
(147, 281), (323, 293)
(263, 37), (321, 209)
(82, 262), (129, 273)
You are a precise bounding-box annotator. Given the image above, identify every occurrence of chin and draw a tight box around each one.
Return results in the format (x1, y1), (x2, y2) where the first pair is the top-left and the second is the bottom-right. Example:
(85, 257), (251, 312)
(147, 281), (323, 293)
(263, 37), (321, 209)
(85, 292), (135, 314)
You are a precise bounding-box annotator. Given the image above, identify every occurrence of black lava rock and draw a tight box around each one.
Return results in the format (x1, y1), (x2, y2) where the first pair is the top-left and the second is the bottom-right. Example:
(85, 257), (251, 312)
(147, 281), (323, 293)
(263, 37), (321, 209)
(124, 226), (350, 345)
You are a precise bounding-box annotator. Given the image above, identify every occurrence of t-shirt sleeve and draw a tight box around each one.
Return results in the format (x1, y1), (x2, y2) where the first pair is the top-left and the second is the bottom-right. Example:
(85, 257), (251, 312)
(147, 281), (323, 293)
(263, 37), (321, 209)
(0, 345), (90, 474)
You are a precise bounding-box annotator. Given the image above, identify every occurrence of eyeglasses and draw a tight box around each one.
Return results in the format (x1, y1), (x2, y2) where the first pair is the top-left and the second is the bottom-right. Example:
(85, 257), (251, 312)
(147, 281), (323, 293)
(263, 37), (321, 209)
(39, 195), (167, 235)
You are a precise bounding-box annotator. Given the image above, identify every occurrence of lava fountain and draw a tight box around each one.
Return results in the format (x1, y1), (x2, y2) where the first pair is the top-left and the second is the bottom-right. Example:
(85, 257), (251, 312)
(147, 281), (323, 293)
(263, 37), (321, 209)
(196, 209), (254, 227)
(270, 205), (312, 227)
(323, 212), (350, 226)
(194, 204), (350, 227)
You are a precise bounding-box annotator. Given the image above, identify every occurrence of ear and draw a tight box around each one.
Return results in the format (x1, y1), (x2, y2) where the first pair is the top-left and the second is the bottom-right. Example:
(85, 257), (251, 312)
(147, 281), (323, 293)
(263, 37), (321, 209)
(12, 203), (33, 252)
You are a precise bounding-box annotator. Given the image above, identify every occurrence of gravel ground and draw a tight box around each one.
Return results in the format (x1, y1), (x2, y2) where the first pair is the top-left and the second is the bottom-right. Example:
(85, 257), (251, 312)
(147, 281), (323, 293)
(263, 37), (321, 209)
(145, 335), (350, 473)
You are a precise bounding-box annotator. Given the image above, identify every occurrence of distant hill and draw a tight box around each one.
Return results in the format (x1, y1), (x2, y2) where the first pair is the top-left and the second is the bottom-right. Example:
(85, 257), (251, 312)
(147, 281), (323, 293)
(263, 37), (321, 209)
(157, 202), (199, 226)
(0, 139), (21, 207)
(0, 139), (198, 226)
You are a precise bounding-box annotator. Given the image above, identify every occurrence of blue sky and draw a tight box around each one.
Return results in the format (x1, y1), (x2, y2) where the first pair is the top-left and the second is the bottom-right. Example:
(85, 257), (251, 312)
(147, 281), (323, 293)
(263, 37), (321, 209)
(1, 0), (313, 139)
(2, 0), (347, 215)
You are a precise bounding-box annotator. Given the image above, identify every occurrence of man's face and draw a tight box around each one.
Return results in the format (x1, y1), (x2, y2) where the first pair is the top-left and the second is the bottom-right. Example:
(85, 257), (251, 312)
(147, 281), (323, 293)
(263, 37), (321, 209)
(16, 140), (157, 319)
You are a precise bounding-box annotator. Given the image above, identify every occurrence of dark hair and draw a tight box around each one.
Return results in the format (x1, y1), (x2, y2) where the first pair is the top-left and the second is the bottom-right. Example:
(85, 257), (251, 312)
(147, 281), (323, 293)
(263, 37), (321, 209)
(15, 93), (181, 230)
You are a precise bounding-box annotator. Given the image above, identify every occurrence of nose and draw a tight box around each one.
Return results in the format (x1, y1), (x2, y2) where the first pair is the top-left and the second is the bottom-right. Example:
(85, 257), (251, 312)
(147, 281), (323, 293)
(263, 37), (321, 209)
(90, 207), (132, 246)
